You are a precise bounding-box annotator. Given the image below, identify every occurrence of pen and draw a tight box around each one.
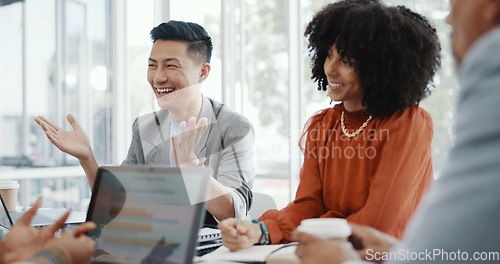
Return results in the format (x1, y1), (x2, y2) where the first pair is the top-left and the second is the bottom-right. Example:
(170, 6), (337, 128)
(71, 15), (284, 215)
(235, 217), (241, 239)
(235, 204), (243, 239)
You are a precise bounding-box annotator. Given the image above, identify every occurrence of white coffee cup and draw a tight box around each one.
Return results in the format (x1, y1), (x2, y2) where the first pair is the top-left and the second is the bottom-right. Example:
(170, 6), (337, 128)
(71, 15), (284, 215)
(297, 218), (351, 241)
(0, 180), (20, 212)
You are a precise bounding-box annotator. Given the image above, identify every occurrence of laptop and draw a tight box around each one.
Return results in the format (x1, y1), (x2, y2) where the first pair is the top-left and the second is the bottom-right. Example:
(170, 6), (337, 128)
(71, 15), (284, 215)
(86, 166), (210, 264)
(0, 193), (87, 229)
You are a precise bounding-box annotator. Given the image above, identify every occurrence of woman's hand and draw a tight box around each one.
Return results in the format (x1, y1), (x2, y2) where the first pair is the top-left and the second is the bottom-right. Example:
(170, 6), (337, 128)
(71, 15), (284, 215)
(218, 218), (263, 252)
(34, 114), (93, 161)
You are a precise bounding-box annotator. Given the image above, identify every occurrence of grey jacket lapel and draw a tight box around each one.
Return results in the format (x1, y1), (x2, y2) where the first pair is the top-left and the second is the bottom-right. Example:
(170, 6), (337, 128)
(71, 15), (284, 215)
(138, 108), (172, 165)
(194, 95), (216, 160)
(138, 95), (215, 165)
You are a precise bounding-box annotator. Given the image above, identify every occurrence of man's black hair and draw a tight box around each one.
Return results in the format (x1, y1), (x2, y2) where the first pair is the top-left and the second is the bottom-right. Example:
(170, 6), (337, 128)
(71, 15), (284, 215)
(150, 20), (213, 63)
(305, 0), (441, 118)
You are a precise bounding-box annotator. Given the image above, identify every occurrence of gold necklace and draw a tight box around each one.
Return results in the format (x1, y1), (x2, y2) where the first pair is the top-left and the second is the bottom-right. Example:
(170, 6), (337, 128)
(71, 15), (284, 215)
(341, 111), (373, 138)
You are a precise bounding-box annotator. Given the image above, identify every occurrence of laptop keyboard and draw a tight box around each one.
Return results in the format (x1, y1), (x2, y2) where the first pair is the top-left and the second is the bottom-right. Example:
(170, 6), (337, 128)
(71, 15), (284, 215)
(10, 211), (56, 226)
(29, 213), (56, 225)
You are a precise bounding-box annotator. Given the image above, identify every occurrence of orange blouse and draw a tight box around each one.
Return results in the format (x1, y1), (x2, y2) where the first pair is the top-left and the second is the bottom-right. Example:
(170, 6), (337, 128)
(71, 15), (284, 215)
(260, 104), (433, 243)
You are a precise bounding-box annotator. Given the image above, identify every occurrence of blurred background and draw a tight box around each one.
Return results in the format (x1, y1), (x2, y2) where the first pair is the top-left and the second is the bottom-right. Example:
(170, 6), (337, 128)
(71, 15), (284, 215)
(0, 0), (455, 211)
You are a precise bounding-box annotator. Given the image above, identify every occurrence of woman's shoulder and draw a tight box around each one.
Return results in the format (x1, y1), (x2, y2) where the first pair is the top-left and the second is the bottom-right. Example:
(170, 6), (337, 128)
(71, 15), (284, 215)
(379, 106), (433, 131)
(299, 105), (341, 149)
(392, 106), (431, 121)
(310, 104), (342, 123)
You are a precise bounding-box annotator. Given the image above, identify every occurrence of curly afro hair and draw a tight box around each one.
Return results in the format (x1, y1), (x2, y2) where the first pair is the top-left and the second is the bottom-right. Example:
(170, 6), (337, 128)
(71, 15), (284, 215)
(305, 0), (441, 118)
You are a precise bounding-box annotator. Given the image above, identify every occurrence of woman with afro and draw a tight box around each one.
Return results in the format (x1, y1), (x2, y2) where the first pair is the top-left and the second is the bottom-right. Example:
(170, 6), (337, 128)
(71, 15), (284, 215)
(219, 0), (441, 250)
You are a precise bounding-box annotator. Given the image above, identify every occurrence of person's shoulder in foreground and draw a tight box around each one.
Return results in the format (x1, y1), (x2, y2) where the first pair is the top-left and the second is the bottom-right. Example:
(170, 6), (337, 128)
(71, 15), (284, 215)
(387, 24), (500, 264)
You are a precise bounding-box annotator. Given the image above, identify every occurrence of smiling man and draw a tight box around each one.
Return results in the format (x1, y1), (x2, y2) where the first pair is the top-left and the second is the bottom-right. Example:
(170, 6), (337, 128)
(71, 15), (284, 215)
(35, 21), (255, 226)
(133, 21), (255, 225)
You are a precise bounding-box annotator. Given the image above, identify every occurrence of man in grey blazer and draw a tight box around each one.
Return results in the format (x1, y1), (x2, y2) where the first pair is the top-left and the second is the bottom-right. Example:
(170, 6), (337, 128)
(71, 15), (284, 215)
(292, 0), (500, 263)
(35, 21), (255, 226)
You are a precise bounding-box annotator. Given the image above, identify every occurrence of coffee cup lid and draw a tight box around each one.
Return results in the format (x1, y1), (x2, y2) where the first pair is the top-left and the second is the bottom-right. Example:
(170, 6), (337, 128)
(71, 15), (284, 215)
(0, 180), (20, 189)
(297, 218), (351, 239)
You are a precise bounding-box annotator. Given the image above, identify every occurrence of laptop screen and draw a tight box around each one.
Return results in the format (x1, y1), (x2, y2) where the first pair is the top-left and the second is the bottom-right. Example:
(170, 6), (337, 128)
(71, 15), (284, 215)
(87, 166), (209, 264)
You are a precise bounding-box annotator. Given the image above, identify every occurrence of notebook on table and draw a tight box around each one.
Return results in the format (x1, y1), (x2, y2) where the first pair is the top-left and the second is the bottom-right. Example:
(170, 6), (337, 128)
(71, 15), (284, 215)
(198, 227), (221, 243)
(196, 227), (223, 256)
(0, 193), (86, 229)
(196, 243), (300, 263)
(86, 166), (210, 264)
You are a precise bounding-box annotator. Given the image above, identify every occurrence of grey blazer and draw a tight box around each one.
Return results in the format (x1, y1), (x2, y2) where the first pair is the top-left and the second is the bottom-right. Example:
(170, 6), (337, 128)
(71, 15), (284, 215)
(382, 28), (500, 263)
(122, 95), (255, 224)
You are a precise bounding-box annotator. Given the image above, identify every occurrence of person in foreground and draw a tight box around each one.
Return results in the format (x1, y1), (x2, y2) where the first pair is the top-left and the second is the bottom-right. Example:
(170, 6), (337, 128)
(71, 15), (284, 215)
(293, 0), (500, 263)
(34, 20), (255, 225)
(219, 0), (441, 250)
(1, 198), (96, 264)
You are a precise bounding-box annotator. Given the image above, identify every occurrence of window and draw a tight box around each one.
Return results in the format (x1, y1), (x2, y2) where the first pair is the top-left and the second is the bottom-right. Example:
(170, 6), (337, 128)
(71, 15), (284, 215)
(0, 2), (23, 165)
(0, 0), (110, 209)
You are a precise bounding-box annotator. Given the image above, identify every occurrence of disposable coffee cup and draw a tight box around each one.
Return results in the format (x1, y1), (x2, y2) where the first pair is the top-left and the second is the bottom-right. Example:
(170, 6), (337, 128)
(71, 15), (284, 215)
(0, 181), (19, 212)
(297, 218), (351, 241)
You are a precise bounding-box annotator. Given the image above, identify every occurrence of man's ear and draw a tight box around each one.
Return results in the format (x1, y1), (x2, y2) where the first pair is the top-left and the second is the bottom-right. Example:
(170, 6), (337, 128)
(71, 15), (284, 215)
(199, 63), (211, 82)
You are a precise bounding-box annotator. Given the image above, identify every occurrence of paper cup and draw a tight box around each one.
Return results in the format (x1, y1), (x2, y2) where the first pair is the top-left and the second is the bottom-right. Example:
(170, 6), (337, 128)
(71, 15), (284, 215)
(0, 181), (19, 212)
(297, 218), (351, 241)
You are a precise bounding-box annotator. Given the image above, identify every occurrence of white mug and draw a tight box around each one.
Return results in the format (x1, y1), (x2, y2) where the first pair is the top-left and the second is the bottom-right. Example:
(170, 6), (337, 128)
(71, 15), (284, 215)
(296, 218), (351, 241)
